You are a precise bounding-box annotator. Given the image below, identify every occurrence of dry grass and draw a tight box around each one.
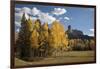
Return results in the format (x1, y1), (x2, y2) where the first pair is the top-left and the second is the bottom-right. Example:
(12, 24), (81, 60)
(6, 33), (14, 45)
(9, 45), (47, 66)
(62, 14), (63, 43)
(15, 51), (95, 67)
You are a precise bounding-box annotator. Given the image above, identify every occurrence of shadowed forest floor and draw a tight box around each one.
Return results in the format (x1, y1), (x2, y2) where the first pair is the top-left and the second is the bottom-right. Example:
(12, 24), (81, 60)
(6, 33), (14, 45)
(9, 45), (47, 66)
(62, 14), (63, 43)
(15, 51), (95, 67)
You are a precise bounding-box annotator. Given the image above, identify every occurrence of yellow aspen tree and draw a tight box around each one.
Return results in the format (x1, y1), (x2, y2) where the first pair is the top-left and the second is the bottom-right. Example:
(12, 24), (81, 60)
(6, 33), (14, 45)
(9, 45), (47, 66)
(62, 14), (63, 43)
(49, 21), (68, 50)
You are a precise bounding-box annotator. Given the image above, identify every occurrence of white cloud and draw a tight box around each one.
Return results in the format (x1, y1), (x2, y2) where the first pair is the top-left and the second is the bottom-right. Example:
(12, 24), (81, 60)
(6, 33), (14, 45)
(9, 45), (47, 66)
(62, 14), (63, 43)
(64, 17), (70, 20)
(30, 17), (37, 22)
(90, 29), (94, 32)
(15, 7), (57, 25)
(89, 29), (94, 36)
(32, 7), (56, 24)
(15, 13), (23, 23)
(52, 8), (67, 16)
(16, 29), (20, 32)
(15, 7), (31, 14)
(21, 7), (31, 14)
(38, 12), (56, 24)
(15, 21), (21, 32)
(32, 7), (40, 16)
(15, 8), (21, 12)
(30, 17), (37, 20)
(15, 21), (21, 27)
(15, 7), (39, 25)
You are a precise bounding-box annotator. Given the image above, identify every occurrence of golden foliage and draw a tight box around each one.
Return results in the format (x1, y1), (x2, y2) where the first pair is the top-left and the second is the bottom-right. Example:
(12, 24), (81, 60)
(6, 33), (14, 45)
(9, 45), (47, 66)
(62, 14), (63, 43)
(30, 20), (69, 49)
(33, 19), (41, 31)
(39, 23), (49, 42)
(30, 29), (39, 48)
(30, 19), (41, 48)
(27, 18), (33, 31)
(49, 21), (68, 49)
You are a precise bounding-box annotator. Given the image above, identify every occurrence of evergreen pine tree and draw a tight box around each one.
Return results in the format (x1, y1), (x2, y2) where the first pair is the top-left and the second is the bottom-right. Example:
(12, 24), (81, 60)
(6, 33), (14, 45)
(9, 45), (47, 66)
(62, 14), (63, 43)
(16, 13), (32, 60)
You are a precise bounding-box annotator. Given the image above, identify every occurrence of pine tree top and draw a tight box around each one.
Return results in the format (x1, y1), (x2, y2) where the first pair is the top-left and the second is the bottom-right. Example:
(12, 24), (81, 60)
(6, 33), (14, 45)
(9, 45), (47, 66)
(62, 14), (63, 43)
(21, 13), (26, 22)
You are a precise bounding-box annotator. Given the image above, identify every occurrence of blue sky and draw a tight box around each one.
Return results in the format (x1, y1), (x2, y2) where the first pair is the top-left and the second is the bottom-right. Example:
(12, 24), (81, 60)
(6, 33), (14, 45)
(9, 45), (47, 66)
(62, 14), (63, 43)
(15, 4), (95, 36)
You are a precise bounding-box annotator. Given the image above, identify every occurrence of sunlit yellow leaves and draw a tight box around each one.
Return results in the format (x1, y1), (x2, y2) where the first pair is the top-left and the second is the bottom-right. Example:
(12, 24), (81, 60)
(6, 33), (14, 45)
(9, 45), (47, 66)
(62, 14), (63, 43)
(30, 29), (39, 48)
(17, 13), (69, 53)
(49, 21), (68, 49)
(27, 18), (33, 31)
(33, 19), (41, 31)
(42, 23), (48, 31)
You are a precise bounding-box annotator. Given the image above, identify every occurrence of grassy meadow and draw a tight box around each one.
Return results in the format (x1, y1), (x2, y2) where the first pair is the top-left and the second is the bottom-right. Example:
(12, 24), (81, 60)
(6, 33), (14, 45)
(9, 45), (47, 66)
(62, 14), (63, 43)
(15, 51), (95, 67)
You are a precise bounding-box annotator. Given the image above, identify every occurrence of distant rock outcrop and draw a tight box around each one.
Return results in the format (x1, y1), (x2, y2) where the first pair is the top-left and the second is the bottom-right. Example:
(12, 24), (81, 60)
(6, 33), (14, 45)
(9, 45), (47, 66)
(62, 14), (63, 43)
(65, 25), (93, 39)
